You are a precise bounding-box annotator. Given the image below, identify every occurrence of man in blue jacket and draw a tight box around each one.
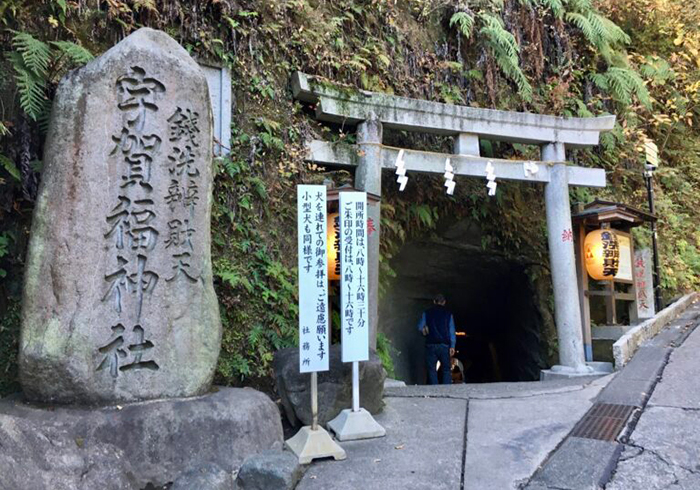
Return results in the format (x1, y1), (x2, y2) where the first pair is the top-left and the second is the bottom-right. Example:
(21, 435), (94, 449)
(417, 294), (456, 385)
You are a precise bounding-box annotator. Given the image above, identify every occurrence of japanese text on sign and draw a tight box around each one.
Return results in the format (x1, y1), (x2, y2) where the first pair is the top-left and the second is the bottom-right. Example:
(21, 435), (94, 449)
(340, 192), (369, 363)
(297, 185), (329, 373)
(614, 234), (633, 282)
(634, 249), (655, 318)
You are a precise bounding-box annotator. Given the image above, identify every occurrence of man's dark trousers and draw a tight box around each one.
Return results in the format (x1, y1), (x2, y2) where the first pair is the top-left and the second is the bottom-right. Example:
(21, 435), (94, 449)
(426, 344), (451, 385)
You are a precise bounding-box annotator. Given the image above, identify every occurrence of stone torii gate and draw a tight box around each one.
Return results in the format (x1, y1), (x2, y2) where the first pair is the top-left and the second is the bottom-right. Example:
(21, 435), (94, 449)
(292, 72), (616, 377)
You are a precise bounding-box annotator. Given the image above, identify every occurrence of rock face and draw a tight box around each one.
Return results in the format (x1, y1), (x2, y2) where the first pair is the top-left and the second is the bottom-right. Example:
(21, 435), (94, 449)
(274, 345), (386, 426)
(236, 450), (305, 490)
(0, 387), (283, 489)
(19, 27), (221, 404)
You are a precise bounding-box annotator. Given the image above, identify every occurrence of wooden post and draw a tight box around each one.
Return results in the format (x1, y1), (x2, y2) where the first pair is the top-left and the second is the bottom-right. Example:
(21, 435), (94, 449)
(575, 221), (593, 362)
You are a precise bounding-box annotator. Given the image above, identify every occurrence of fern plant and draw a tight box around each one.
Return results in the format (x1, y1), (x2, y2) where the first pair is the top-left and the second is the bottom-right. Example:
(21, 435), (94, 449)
(640, 56), (675, 87)
(539, 0), (565, 17)
(565, 12), (630, 61)
(591, 67), (651, 108)
(478, 13), (533, 101)
(518, 0), (564, 17)
(450, 11), (475, 39)
(8, 32), (93, 123)
(451, 8), (533, 101)
(564, 1), (630, 63)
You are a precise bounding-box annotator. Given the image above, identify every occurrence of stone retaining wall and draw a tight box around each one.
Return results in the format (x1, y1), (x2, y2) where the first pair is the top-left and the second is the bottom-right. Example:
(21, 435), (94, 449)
(613, 293), (699, 369)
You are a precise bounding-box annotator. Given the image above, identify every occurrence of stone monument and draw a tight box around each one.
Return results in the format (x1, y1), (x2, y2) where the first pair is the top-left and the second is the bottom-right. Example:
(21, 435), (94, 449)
(2, 29), (283, 489)
(19, 27), (221, 404)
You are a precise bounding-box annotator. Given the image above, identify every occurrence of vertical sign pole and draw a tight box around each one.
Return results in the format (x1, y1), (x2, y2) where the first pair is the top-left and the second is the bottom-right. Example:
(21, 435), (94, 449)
(285, 185), (346, 465)
(645, 170), (663, 312)
(328, 191), (386, 441)
(311, 371), (319, 430)
(643, 141), (663, 312)
(352, 361), (360, 412)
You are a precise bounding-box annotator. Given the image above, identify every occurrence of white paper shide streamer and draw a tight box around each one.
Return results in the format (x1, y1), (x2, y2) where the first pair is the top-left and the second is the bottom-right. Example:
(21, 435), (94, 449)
(395, 149), (408, 191)
(485, 161), (497, 196)
(444, 158), (455, 195)
(523, 161), (539, 178)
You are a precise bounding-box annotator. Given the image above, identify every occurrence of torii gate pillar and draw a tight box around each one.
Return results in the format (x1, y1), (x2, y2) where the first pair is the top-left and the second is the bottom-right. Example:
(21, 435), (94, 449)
(542, 143), (591, 374)
(355, 117), (383, 351)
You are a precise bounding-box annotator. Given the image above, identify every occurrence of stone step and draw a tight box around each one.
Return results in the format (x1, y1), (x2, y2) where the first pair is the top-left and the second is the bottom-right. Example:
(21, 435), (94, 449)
(592, 325), (635, 340)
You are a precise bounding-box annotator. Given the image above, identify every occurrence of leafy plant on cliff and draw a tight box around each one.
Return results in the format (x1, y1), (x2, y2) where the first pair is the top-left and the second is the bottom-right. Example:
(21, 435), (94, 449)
(7, 31), (93, 123)
(478, 12), (533, 100)
(591, 67), (650, 107)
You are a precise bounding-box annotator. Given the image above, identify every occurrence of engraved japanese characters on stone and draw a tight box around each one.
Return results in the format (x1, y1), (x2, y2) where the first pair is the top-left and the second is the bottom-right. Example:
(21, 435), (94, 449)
(97, 323), (159, 378)
(102, 255), (159, 318)
(101, 65), (164, 371)
(104, 197), (159, 251)
(116, 66), (165, 131)
(164, 105), (201, 284)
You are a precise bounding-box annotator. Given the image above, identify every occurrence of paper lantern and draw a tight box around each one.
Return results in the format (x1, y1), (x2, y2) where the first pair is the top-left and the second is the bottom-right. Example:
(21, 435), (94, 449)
(327, 212), (340, 281)
(584, 229), (620, 280)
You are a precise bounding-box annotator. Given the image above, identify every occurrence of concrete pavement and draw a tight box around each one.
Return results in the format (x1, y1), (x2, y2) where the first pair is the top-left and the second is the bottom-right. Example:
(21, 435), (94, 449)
(297, 397), (465, 490)
(465, 380), (610, 490)
(607, 311), (700, 489)
(296, 375), (611, 489)
(295, 300), (700, 489)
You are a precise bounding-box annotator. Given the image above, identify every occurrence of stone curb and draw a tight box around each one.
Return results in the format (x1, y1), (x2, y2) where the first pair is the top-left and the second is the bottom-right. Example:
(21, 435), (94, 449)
(613, 292), (699, 369)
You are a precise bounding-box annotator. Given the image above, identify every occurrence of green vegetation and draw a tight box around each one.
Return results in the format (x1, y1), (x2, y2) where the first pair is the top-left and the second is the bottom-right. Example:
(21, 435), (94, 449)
(0, 1), (698, 393)
(9, 31), (93, 125)
(377, 332), (396, 379)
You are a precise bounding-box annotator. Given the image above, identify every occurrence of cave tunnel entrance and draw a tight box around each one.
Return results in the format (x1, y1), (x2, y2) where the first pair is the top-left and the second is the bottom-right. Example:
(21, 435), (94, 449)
(379, 221), (548, 385)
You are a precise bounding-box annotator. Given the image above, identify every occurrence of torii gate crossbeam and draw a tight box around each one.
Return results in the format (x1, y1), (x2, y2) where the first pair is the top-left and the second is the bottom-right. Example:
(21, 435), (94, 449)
(293, 72), (616, 378)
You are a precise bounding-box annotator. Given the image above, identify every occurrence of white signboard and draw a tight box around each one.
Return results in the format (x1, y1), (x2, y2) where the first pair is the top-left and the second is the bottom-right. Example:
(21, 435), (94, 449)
(340, 192), (369, 363)
(644, 140), (659, 167)
(297, 185), (329, 373)
(615, 234), (633, 282)
(200, 64), (232, 156)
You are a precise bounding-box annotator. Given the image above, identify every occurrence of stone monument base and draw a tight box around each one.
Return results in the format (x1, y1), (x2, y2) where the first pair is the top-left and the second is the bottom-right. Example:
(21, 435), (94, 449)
(0, 387), (282, 490)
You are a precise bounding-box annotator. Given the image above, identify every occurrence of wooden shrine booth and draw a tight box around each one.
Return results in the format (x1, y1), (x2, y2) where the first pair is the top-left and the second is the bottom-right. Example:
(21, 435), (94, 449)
(573, 200), (657, 362)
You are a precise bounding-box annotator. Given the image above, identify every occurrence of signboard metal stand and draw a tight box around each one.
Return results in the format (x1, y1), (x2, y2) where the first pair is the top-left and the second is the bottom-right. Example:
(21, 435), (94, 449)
(328, 191), (385, 441)
(286, 372), (345, 464)
(328, 362), (386, 441)
(285, 185), (346, 465)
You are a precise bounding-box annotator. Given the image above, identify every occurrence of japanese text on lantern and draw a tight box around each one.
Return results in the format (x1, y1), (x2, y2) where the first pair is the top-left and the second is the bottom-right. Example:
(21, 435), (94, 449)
(99, 66), (162, 377)
(601, 231), (620, 277)
(297, 185), (329, 373)
(340, 192), (369, 363)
